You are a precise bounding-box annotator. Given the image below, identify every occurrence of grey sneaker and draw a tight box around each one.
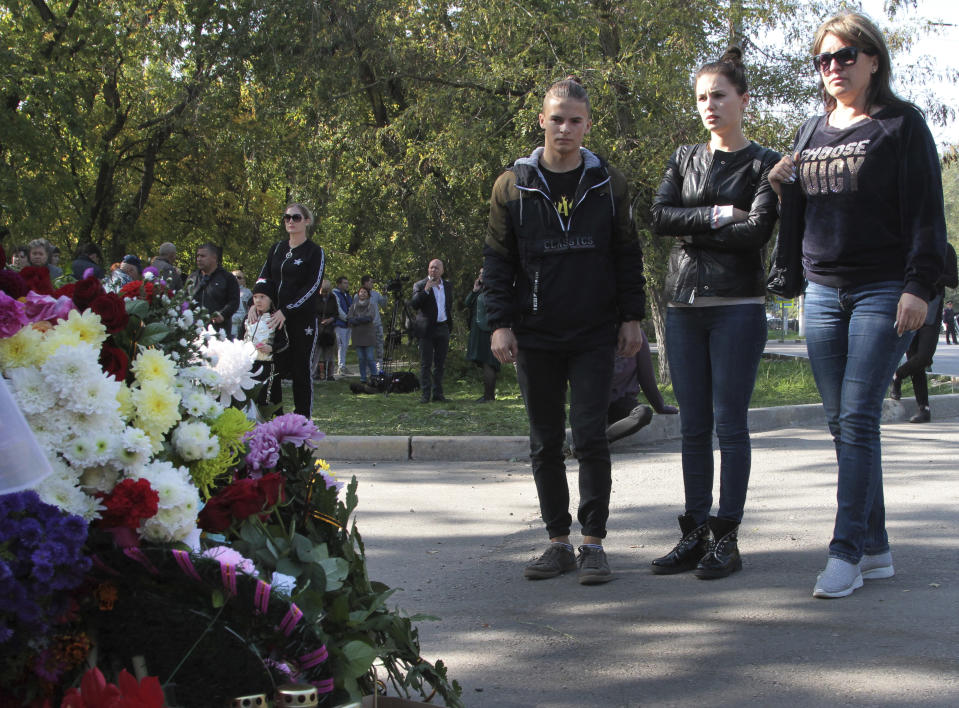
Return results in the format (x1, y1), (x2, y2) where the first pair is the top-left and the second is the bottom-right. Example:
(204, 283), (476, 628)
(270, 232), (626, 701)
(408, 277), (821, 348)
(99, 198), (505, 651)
(859, 550), (894, 579)
(577, 545), (613, 585)
(524, 544), (577, 580)
(813, 557), (863, 598)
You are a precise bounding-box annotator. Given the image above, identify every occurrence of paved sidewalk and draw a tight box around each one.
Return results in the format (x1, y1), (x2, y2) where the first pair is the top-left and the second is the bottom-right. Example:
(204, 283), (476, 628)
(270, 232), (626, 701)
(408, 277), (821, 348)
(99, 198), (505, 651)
(333, 419), (959, 707)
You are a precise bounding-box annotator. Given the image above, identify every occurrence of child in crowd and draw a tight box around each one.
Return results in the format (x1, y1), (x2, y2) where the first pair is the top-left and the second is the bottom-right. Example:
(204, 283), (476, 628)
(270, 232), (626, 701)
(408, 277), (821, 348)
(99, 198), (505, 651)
(241, 282), (288, 417)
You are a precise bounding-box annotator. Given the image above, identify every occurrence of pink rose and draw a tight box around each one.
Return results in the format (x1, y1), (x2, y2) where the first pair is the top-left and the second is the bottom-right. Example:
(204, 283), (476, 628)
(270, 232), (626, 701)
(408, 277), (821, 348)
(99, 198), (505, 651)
(23, 292), (76, 324)
(0, 290), (29, 338)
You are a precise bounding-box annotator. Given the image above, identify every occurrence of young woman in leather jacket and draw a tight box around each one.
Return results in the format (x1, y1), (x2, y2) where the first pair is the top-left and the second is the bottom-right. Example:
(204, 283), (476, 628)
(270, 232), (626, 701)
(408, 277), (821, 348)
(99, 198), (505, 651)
(649, 48), (780, 580)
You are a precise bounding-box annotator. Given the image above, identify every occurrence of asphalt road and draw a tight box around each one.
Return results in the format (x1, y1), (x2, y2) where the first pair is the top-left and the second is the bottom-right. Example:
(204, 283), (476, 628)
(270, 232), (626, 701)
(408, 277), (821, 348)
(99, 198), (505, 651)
(340, 420), (959, 707)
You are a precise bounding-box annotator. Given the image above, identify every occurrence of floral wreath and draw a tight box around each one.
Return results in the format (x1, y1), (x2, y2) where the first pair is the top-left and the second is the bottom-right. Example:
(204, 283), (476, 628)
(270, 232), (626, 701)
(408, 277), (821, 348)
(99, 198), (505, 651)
(88, 546), (334, 701)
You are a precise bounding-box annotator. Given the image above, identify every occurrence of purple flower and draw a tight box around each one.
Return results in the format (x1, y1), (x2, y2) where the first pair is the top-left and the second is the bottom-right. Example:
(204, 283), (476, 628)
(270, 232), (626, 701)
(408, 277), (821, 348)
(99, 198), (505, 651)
(23, 291), (76, 324)
(0, 289), (29, 337)
(244, 428), (281, 472)
(261, 413), (325, 448)
(0, 269), (27, 298)
(318, 471), (344, 492)
(19, 518), (43, 546)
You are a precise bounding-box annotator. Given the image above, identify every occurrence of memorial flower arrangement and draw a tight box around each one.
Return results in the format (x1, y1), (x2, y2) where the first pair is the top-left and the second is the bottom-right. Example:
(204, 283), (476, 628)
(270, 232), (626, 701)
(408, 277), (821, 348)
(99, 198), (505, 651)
(0, 265), (463, 707)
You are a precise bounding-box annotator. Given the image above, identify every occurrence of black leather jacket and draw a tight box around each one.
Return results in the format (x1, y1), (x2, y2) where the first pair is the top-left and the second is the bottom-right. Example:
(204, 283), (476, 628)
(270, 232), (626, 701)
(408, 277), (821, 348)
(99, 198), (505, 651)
(651, 142), (780, 304)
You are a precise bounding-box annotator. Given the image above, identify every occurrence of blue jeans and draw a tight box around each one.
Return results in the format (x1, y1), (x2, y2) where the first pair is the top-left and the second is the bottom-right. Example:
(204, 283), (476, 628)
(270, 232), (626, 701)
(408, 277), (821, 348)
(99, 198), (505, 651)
(665, 304), (767, 524)
(804, 281), (914, 563)
(516, 345), (615, 539)
(356, 345), (375, 382)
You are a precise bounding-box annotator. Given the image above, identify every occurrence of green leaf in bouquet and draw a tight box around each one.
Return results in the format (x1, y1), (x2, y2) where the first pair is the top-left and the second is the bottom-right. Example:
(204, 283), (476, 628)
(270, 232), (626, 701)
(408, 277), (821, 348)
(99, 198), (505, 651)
(211, 588), (225, 608)
(126, 299), (150, 318)
(254, 546), (278, 568)
(138, 321), (170, 346)
(239, 520), (265, 546)
(275, 557), (303, 578)
(309, 543), (330, 564)
(327, 594), (350, 624)
(339, 639), (378, 679)
(293, 533), (314, 562)
(304, 560), (327, 594)
(290, 588), (325, 622)
(317, 557), (349, 589)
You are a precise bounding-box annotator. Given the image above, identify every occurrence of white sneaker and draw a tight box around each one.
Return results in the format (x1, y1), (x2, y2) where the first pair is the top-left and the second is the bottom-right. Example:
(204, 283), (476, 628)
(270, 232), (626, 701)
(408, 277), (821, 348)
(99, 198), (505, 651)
(813, 557), (863, 598)
(859, 551), (894, 579)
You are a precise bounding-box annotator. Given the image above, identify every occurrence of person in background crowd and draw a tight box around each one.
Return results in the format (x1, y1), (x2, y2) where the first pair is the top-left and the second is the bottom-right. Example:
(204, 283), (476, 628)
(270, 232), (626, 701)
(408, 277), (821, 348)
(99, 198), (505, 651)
(890, 242), (958, 423)
(240, 281), (287, 417)
(232, 270), (253, 339)
(28, 239), (62, 278)
(256, 203), (325, 417)
(110, 254), (141, 287)
(348, 286), (377, 384)
(464, 267), (499, 402)
(332, 276), (352, 377)
(768, 11), (946, 598)
(484, 77), (646, 585)
(361, 274), (387, 375)
(153, 242), (183, 291)
(650, 48), (780, 580)
(943, 300), (957, 344)
(411, 258), (453, 403)
(313, 279), (339, 381)
(606, 329), (679, 443)
(71, 242), (105, 280)
(9, 245), (30, 271)
(187, 243), (240, 337)
(50, 246), (61, 269)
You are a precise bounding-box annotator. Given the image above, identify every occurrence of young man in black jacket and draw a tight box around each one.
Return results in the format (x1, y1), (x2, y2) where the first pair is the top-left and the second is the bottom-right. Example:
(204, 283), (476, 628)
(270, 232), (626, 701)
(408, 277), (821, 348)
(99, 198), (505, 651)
(483, 78), (646, 584)
(187, 242), (240, 338)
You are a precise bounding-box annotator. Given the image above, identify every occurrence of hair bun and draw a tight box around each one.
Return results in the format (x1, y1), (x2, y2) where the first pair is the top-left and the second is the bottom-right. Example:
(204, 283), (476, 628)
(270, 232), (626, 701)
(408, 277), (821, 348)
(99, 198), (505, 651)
(564, 75), (584, 86)
(720, 47), (743, 66)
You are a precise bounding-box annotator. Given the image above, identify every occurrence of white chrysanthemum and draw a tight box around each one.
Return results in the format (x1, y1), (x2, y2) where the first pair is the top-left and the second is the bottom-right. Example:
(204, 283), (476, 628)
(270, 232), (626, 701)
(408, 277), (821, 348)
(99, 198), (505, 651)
(61, 435), (96, 468)
(116, 384), (135, 421)
(113, 427), (154, 472)
(6, 366), (57, 414)
(177, 365), (221, 390)
(34, 461), (103, 521)
(179, 389), (219, 419)
(133, 460), (200, 543)
(179, 309), (195, 327)
(80, 465), (121, 494)
(66, 410), (125, 442)
(26, 406), (73, 450)
(198, 336), (257, 405)
(132, 380), (181, 437)
(171, 420), (219, 461)
(63, 373), (123, 416)
(41, 342), (103, 400)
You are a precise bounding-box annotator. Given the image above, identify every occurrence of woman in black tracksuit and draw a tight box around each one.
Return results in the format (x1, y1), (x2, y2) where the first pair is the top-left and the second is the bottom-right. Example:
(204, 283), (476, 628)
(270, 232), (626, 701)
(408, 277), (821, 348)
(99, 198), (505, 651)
(650, 48), (780, 580)
(256, 202), (325, 418)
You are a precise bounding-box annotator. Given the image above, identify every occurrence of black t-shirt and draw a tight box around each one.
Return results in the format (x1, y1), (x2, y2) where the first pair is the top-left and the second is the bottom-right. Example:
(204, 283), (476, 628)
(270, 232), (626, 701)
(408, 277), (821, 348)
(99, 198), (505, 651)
(798, 104), (945, 298)
(541, 163), (584, 229)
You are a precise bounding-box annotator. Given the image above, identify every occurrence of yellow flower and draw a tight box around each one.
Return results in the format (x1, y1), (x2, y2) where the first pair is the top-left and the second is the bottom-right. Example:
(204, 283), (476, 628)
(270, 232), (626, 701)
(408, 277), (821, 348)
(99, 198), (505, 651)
(0, 325), (46, 371)
(132, 380), (181, 437)
(116, 384), (135, 421)
(315, 458), (331, 471)
(131, 348), (176, 385)
(48, 309), (107, 350)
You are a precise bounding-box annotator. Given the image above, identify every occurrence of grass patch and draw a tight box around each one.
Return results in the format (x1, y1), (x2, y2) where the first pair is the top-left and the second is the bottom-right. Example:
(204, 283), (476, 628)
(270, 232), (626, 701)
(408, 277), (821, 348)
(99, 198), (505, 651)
(283, 344), (953, 436)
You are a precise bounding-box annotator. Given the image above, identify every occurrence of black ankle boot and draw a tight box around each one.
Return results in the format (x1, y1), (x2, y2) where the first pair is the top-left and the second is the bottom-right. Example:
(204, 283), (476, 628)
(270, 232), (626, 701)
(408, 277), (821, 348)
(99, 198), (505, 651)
(890, 375), (902, 401)
(695, 516), (742, 579)
(651, 513), (709, 575)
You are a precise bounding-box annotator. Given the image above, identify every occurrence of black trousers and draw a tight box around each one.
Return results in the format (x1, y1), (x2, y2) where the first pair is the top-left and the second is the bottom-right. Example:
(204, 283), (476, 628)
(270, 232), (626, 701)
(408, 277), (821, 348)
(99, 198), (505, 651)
(516, 345), (615, 539)
(284, 314), (318, 417)
(895, 323), (939, 407)
(418, 322), (450, 400)
(252, 360), (283, 412)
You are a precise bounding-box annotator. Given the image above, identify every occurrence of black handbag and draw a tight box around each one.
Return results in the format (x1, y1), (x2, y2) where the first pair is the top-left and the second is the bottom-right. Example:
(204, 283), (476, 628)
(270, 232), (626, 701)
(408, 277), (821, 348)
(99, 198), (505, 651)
(766, 116), (821, 299)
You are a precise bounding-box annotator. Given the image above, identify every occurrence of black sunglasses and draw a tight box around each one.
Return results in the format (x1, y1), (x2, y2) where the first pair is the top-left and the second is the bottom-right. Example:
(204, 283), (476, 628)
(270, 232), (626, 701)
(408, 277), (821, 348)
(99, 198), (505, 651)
(812, 46), (867, 73)
(282, 213), (303, 223)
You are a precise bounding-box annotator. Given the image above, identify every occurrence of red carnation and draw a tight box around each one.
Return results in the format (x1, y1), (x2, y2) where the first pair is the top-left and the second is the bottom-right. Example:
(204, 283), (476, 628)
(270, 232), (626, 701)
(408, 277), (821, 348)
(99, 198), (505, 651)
(197, 496), (232, 533)
(18, 266), (53, 295)
(119, 280), (156, 302)
(90, 293), (129, 333)
(96, 478), (159, 531)
(99, 344), (130, 381)
(73, 276), (105, 309)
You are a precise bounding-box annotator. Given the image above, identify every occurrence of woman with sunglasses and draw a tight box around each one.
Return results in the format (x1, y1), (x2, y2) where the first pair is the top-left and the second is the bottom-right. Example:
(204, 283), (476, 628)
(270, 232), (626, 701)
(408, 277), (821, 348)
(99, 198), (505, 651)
(768, 11), (946, 598)
(256, 203), (326, 417)
(650, 48), (780, 580)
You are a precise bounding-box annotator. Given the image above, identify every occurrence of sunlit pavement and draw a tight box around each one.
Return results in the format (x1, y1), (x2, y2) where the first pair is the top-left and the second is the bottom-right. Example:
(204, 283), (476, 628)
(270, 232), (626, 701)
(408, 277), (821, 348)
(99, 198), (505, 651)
(340, 420), (959, 707)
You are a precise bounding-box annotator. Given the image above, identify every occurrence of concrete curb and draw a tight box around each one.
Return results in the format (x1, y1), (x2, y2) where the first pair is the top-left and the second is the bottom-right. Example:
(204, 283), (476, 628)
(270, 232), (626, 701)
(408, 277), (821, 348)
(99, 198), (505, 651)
(317, 393), (959, 462)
